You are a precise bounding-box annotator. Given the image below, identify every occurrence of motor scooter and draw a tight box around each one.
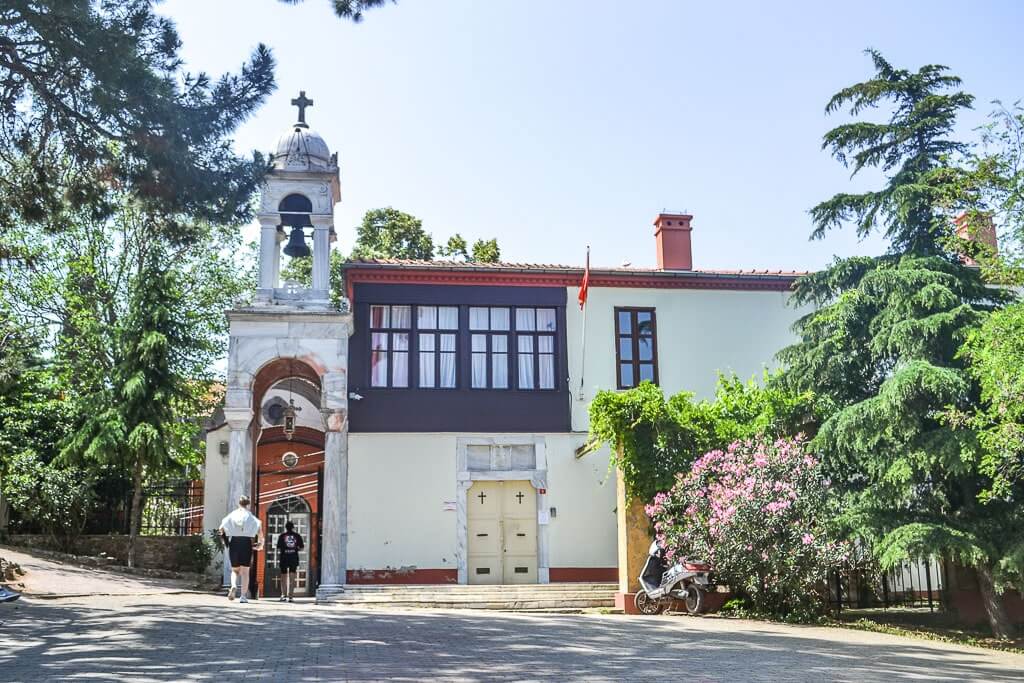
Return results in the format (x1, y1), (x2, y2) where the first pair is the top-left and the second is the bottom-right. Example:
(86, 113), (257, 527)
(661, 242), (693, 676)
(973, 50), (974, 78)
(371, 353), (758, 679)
(634, 541), (710, 615)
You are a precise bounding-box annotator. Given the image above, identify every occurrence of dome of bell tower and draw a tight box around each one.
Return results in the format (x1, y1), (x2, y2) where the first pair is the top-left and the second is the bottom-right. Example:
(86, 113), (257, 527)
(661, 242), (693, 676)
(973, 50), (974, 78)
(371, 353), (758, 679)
(269, 91), (337, 172)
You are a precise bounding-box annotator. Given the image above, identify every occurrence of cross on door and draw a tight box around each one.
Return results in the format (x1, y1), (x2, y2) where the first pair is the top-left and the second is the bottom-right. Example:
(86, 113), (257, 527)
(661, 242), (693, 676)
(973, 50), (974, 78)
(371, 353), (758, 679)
(477, 491), (487, 504)
(516, 491), (525, 504)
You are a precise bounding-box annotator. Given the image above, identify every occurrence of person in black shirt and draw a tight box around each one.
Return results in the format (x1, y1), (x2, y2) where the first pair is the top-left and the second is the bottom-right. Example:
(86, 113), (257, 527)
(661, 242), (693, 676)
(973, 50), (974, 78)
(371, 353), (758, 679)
(276, 521), (304, 602)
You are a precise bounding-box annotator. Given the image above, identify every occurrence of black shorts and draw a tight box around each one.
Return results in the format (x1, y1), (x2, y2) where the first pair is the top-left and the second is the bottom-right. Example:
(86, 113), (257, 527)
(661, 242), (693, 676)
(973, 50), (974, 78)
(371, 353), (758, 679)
(279, 556), (299, 573)
(228, 537), (254, 568)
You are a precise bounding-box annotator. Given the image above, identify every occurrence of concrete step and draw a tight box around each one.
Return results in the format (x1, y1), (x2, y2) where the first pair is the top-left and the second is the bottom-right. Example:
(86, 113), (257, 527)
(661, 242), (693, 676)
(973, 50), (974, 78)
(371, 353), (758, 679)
(320, 582), (617, 610)
(341, 582), (616, 592)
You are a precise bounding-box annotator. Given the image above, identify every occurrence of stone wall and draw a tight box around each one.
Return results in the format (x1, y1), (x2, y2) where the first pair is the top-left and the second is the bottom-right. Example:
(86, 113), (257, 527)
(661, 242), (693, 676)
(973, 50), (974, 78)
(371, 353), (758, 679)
(6, 534), (201, 573)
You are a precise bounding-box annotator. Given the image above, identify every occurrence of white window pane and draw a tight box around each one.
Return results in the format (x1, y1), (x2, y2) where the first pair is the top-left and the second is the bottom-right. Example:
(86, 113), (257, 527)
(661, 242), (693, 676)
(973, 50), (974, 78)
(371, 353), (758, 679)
(440, 334), (456, 352)
(472, 353), (487, 388)
(471, 356), (487, 387)
(393, 333), (409, 351)
(392, 352), (409, 387)
(438, 306), (459, 330)
(419, 352), (435, 387)
(371, 352), (388, 386)
(419, 333), (435, 351)
(516, 308), (535, 331)
(539, 354), (555, 389)
(518, 354), (534, 389)
(470, 307), (489, 330)
(538, 335), (554, 353)
(493, 353), (508, 389)
(517, 336), (533, 353)
(418, 305), (437, 329)
(491, 308), (510, 330)
(472, 334), (486, 352)
(371, 333), (388, 351)
(492, 334), (508, 353)
(370, 305), (389, 329)
(391, 305), (411, 328)
(537, 308), (556, 331)
(440, 352), (456, 388)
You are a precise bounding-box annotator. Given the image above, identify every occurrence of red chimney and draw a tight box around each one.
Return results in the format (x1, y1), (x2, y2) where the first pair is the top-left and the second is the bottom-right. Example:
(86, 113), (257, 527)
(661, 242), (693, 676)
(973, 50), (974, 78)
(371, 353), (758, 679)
(653, 213), (693, 270)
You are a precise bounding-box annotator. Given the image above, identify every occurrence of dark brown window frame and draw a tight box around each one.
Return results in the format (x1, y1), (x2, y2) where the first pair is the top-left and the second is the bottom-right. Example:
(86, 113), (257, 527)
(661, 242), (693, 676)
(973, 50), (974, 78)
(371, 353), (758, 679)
(368, 304), (412, 388)
(614, 307), (659, 389)
(513, 307), (558, 391)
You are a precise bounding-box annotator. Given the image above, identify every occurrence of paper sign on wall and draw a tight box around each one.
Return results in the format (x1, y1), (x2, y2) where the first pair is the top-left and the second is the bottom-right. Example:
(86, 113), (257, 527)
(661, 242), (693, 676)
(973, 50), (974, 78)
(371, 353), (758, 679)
(538, 510), (550, 525)
(443, 501), (456, 511)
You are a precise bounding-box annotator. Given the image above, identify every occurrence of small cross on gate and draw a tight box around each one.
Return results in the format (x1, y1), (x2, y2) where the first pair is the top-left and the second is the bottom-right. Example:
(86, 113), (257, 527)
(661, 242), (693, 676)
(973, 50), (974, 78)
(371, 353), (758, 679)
(516, 491), (525, 504)
(291, 91), (314, 125)
(477, 491), (487, 504)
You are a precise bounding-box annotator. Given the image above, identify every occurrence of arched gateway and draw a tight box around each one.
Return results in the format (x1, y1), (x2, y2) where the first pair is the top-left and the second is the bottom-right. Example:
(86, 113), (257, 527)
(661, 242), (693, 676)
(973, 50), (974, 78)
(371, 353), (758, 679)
(222, 94), (352, 602)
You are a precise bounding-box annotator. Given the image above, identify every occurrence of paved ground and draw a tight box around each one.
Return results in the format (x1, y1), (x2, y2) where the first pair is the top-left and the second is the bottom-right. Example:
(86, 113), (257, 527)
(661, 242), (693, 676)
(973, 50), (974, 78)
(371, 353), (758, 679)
(2, 592), (1023, 682)
(0, 546), (197, 597)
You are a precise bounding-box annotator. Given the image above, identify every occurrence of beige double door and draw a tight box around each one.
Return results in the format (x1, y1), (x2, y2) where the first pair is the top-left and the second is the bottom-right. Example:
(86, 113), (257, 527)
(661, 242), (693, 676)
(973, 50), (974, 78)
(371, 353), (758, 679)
(467, 480), (538, 584)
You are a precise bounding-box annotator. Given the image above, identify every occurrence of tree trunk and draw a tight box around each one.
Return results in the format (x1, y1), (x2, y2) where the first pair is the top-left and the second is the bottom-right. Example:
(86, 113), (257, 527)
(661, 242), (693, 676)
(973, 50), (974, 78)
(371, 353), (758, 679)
(976, 563), (1013, 640)
(127, 456), (144, 569)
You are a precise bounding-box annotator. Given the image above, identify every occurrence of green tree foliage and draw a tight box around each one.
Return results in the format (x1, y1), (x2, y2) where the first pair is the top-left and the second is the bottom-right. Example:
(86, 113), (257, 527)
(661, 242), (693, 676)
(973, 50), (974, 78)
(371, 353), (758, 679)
(0, 1), (276, 239)
(779, 51), (1022, 638)
(280, 0), (395, 22)
(351, 207), (435, 260)
(586, 375), (819, 502)
(438, 234), (502, 263)
(5, 202), (248, 565)
(2, 452), (94, 552)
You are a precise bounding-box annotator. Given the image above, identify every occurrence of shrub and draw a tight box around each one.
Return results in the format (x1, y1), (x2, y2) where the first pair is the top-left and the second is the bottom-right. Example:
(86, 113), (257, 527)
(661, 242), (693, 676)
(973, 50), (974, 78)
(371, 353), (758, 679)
(648, 436), (849, 621)
(174, 534), (215, 574)
(2, 452), (95, 552)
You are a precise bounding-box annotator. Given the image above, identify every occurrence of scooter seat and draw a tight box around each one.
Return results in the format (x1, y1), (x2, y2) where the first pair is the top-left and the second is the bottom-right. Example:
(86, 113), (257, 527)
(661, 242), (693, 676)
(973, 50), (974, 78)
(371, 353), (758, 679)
(684, 562), (709, 572)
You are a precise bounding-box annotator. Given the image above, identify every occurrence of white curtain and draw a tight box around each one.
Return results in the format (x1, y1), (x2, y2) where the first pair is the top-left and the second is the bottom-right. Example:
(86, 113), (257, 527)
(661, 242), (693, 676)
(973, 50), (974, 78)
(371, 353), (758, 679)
(492, 353), (508, 388)
(438, 306), (459, 330)
(371, 352), (388, 387)
(392, 333), (409, 387)
(418, 305), (437, 329)
(470, 307), (488, 330)
(516, 308), (535, 331)
(537, 308), (556, 331)
(491, 307), (510, 330)
(538, 335), (554, 389)
(517, 335), (534, 389)
(392, 305), (411, 328)
(439, 334), (456, 387)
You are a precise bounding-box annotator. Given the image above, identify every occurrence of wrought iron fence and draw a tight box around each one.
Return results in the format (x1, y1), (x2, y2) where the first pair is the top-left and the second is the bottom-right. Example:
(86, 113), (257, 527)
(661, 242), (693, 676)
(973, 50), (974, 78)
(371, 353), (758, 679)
(829, 556), (946, 612)
(139, 480), (205, 536)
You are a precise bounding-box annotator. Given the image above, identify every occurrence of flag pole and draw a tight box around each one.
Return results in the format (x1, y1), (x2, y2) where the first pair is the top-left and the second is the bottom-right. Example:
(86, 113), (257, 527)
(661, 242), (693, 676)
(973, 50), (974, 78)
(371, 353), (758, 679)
(578, 246), (589, 401)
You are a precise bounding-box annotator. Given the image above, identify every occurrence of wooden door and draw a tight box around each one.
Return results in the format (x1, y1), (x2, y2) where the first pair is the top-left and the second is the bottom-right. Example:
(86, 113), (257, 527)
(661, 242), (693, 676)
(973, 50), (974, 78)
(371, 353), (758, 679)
(466, 480), (538, 585)
(467, 481), (502, 584)
(501, 482), (538, 584)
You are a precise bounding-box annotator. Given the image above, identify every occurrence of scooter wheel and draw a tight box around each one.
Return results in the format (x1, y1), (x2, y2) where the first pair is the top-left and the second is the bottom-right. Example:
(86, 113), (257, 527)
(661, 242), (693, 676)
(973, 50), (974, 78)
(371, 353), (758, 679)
(684, 586), (705, 615)
(634, 591), (664, 615)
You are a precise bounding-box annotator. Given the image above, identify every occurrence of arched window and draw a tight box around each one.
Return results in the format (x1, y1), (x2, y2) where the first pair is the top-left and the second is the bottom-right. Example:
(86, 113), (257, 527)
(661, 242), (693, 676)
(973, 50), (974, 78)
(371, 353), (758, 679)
(278, 193), (313, 227)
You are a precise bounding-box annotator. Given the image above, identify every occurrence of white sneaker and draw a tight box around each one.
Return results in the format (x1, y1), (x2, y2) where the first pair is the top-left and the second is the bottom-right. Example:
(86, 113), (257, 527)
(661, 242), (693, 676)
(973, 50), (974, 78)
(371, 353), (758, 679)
(240, 596), (248, 603)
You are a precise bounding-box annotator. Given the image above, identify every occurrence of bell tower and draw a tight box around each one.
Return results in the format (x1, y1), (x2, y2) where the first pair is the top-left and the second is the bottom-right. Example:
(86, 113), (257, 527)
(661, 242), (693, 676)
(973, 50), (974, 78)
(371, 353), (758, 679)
(255, 90), (342, 307)
(222, 93), (353, 602)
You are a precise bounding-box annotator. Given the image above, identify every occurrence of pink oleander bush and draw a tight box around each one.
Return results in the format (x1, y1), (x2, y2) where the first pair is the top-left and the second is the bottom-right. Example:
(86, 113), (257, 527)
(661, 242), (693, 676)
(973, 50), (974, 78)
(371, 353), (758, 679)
(646, 436), (849, 621)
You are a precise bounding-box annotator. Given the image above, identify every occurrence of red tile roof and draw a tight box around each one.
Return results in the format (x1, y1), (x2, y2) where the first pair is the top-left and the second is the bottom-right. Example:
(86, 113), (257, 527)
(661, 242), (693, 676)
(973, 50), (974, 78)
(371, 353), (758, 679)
(344, 258), (807, 278)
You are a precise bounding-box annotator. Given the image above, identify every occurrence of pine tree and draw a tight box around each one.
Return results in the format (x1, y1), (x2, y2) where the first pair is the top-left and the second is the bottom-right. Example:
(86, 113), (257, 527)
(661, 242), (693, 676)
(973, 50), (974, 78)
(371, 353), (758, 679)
(779, 51), (1022, 638)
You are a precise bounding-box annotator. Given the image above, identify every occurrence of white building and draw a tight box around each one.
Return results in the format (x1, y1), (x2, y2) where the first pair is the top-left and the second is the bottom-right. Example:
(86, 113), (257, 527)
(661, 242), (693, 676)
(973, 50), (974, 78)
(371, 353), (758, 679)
(203, 97), (804, 601)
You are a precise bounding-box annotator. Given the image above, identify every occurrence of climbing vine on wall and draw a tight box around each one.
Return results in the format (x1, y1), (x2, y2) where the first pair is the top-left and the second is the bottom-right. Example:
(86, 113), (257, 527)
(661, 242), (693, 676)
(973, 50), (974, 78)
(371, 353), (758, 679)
(587, 375), (822, 502)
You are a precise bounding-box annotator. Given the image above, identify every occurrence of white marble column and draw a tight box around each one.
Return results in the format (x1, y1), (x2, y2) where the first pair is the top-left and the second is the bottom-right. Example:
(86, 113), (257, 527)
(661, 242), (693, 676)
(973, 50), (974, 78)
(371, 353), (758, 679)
(222, 408), (253, 585)
(311, 218), (332, 301)
(257, 217), (279, 301)
(316, 371), (349, 603)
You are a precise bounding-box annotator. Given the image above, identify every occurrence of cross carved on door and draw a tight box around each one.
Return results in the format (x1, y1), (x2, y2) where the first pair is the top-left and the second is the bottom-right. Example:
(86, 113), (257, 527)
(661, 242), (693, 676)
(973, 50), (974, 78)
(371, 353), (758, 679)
(477, 491), (487, 504)
(516, 491), (525, 504)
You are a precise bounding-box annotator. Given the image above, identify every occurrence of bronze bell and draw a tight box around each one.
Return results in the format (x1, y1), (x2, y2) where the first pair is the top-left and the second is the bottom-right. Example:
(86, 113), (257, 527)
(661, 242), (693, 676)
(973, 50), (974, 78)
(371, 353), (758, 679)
(283, 226), (310, 258)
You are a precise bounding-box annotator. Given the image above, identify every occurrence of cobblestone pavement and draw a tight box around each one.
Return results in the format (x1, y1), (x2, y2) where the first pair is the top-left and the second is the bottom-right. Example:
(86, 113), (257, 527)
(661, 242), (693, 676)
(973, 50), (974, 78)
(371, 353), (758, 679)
(1, 593), (1022, 682)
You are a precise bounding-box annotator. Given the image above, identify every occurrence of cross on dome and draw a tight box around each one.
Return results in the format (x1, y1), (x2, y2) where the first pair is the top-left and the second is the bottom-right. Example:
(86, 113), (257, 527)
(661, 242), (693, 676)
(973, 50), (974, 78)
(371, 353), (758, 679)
(291, 91), (314, 127)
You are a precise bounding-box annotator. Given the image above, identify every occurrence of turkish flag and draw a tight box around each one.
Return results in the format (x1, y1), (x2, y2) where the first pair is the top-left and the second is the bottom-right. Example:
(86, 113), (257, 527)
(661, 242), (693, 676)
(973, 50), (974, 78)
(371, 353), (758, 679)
(578, 247), (590, 309)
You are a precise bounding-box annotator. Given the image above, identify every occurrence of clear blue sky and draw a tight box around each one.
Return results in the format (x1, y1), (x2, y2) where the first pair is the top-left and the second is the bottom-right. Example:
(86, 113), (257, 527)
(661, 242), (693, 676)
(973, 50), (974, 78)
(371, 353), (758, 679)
(160, 0), (1023, 271)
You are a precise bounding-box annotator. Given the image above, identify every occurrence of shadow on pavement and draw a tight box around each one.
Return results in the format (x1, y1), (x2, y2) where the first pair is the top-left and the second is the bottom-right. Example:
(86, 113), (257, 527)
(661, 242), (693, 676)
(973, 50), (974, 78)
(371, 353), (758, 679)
(0, 597), (1020, 682)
